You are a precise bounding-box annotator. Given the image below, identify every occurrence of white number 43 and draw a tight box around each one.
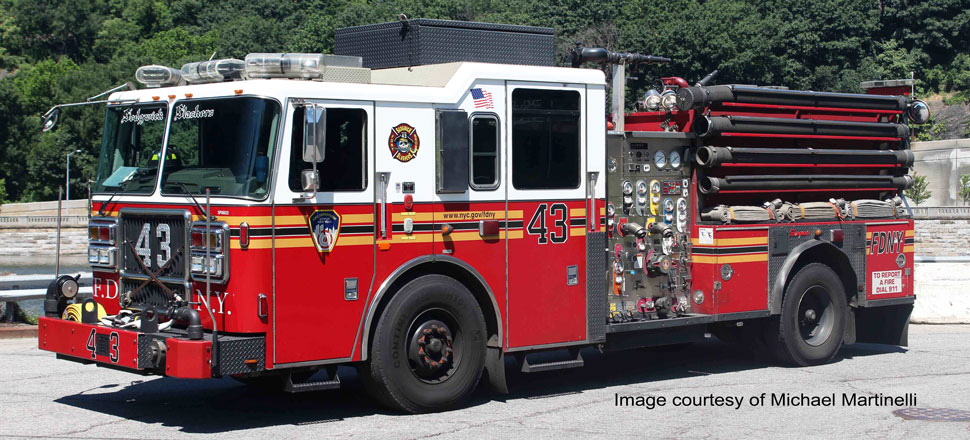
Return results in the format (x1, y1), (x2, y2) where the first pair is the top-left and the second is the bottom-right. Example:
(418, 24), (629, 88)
(135, 223), (171, 268)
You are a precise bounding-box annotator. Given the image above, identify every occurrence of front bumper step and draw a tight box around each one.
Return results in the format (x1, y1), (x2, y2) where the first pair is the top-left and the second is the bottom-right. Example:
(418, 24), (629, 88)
(38, 316), (265, 379)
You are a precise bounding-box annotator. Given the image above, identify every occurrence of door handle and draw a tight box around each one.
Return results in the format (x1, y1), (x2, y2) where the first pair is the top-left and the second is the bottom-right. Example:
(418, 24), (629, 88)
(587, 171), (599, 232)
(377, 172), (390, 239)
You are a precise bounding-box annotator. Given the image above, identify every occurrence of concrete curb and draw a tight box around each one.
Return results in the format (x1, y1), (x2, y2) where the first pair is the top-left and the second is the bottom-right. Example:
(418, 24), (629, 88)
(0, 324), (38, 339)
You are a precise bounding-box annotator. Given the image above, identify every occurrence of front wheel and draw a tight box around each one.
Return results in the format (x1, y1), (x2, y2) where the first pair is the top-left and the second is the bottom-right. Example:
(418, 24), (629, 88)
(768, 263), (848, 366)
(362, 275), (486, 413)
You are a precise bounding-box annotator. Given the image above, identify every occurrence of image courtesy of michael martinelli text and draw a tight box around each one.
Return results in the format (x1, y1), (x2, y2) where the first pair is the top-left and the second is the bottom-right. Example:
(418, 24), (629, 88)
(615, 392), (918, 410)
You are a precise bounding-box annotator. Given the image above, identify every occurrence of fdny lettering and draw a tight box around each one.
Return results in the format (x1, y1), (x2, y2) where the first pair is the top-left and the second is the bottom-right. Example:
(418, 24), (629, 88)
(92, 278), (119, 300)
(870, 230), (905, 255)
(194, 289), (230, 314)
(789, 230), (810, 237)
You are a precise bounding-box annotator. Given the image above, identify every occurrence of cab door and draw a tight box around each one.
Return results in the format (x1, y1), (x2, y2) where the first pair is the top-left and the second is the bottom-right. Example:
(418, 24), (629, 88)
(273, 99), (375, 365)
(505, 82), (589, 349)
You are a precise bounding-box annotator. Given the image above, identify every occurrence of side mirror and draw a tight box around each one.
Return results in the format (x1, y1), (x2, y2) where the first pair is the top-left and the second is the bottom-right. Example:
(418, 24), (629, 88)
(42, 107), (61, 132)
(303, 104), (326, 163)
(301, 169), (318, 193)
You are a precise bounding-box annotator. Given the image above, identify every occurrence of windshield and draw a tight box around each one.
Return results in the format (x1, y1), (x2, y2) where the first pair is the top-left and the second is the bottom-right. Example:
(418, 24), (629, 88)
(161, 97), (280, 199)
(93, 104), (168, 194)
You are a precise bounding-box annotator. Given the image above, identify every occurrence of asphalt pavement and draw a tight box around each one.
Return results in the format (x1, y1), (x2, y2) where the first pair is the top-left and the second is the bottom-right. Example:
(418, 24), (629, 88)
(1, 325), (968, 439)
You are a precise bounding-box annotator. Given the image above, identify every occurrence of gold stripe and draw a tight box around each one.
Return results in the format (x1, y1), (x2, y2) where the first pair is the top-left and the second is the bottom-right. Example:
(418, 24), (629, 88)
(569, 208), (586, 217)
(570, 227), (586, 237)
(599, 207), (606, 216)
(904, 245), (914, 253)
(905, 229), (914, 237)
(393, 210), (525, 222)
(866, 232), (872, 239)
(691, 237), (768, 247)
(394, 234), (434, 243)
(394, 212), (434, 222)
(693, 253), (768, 264)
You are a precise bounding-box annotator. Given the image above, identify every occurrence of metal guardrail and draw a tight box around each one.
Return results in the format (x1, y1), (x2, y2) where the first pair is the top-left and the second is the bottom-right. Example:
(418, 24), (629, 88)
(0, 273), (92, 302)
(1, 287), (93, 302)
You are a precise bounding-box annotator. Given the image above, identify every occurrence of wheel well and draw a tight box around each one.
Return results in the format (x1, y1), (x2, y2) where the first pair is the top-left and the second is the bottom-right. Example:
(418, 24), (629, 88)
(365, 262), (501, 360)
(783, 244), (858, 306)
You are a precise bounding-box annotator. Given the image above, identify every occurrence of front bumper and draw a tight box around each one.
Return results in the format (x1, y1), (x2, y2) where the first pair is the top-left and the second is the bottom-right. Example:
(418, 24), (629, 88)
(38, 317), (265, 379)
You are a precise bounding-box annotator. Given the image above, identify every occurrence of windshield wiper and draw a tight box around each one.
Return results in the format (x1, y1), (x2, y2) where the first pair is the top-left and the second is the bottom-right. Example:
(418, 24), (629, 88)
(97, 189), (123, 217)
(177, 182), (216, 221)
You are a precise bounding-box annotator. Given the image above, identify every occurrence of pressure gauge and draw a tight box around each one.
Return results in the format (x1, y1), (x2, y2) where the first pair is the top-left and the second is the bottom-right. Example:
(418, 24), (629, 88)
(606, 203), (615, 216)
(654, 150), (667, 168)
(670, 151), (682, 169)
(622, 180), (634, 195)
(664, 198), (675, 213)
(651, 181), (661, 194)
(636, 180), (648, 195)
(608, 158), (617, 173)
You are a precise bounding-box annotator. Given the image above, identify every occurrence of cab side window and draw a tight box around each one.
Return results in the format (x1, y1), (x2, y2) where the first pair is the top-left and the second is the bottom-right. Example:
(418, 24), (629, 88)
(470, 114), (499, 190)
(511, 89), (581, 190)
(288, 107), (367, 192)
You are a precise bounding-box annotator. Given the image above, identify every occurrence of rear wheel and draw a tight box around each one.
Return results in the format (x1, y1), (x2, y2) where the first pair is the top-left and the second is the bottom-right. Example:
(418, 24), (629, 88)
(768, 263), (847, 366)
(362, 275), (486, 413)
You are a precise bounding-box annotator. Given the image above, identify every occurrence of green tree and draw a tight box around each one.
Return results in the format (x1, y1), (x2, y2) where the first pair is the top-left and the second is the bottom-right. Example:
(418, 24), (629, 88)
(959, 174), (970, 205)
(905, 172), (932, 206)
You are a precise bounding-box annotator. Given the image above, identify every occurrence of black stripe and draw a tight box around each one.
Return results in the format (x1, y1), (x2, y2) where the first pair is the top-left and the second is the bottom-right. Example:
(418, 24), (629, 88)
(392, 223), (439, 233)
(341, 225), (374, 234)
(569, 218), (587, 227)
(692, 246), (769, 255)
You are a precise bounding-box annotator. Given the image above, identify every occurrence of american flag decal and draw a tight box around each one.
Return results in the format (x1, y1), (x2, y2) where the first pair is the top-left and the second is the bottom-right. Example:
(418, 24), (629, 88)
(471, 88), (494, 109)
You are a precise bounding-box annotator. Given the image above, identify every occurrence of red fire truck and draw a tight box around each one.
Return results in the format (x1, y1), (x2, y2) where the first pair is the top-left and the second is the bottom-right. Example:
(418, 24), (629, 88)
(38, 20), (929, 413)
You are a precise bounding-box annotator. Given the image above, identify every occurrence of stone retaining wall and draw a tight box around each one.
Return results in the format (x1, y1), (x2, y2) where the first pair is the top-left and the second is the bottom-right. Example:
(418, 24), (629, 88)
(914, 219), (970, 257)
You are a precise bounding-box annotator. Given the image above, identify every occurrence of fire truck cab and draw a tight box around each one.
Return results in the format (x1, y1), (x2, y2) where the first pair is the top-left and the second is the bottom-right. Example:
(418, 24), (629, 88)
(39, 21), (924, 414)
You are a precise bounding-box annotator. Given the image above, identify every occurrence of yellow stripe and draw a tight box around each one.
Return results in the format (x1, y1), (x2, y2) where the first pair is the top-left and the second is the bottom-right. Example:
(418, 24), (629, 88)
(866, 232), (872, 239)
(394, 233), (434, 243)
(693, 253), (768, 264)
(905, 229), (914, 237)
(570, 227), (586, 237)
(691, 237), (768, 247)
(904, 245), (914, 253)
(600, 207), (606, 216)
(569, 208), (586, 217)
(394, 212), (434, 222)
(445, 230), (521, 242)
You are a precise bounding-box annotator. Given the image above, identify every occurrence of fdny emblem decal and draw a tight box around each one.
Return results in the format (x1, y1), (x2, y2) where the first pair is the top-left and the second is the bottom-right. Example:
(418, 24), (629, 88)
(308, 210), (341, 253)
(388, 123), (420, 162)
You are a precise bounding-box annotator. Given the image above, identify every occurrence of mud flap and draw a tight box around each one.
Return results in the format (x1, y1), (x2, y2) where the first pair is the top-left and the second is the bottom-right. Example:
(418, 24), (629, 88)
(484, 335), (508, 394)
(855, 303), (912, 346)
(843, 307), (856, 345)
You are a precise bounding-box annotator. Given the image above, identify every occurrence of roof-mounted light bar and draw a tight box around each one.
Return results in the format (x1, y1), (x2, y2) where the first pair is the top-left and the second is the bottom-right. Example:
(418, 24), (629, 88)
(243, 53), (363, 80)
(135, 65), (183, 88)
(181, 58), (245, 84)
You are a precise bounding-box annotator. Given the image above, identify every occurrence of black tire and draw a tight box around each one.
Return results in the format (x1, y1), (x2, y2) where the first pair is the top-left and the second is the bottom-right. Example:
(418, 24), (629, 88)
(361, 274), (487, 413)
(767, 263), (847, 366)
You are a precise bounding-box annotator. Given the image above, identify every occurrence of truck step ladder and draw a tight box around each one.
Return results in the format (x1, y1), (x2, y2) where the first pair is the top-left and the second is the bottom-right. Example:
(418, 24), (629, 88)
(284, 367), (341, 393)
(520, 349), (585, 373)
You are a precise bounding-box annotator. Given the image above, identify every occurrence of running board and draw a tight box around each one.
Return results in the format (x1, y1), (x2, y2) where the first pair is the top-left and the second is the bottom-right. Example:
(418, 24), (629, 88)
(284, 370), (341, 393)
(520, 350), (584, 373)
